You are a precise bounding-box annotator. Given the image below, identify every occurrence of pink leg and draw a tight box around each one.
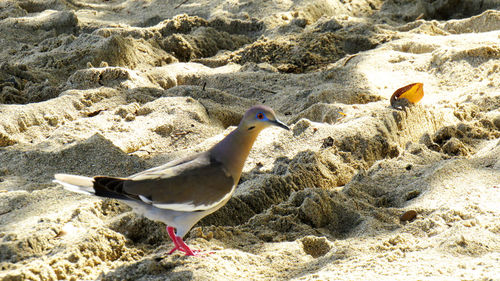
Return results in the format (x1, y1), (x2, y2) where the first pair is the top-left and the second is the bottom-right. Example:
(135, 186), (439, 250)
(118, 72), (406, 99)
(167, 226), (200, 256)
(167, 226), (185, 254)
(166, 226), (212, 256)
(175, 236), (196, 256)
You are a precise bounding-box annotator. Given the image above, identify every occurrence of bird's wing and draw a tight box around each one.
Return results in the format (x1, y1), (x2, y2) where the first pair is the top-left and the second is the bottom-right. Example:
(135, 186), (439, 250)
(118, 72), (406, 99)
(128, 152), (200, 178)
(93, 151), (235, 212)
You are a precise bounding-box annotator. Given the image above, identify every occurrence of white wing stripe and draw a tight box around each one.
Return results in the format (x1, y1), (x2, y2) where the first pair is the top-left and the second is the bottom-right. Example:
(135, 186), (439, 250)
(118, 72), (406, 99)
(139, 195), (153, 204)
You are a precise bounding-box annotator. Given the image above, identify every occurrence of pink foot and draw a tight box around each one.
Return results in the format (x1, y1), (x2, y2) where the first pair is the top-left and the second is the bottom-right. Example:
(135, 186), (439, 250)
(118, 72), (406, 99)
(166, 226), (211, 256)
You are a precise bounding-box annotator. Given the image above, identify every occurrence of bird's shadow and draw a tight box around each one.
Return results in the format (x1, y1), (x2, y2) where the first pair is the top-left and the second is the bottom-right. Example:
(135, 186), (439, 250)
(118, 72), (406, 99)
(99, 255), (194, 281)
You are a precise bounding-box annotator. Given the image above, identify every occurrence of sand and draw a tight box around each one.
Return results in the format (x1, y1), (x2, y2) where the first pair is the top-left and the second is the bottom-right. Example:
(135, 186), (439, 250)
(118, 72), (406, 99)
(0, 0), (499, 280)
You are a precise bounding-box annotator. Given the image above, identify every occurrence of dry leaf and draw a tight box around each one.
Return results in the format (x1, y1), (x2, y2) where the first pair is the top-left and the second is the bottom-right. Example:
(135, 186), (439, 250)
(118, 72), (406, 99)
(390, 83), (424, 108)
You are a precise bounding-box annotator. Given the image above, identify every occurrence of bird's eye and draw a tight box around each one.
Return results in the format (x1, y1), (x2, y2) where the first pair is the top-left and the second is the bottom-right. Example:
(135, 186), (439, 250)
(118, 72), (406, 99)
(257, 112), (265, 120)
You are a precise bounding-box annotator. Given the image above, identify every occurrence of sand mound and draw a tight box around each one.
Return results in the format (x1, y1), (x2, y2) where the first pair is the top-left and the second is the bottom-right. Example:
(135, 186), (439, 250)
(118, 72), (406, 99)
(1, 0), (499, 280)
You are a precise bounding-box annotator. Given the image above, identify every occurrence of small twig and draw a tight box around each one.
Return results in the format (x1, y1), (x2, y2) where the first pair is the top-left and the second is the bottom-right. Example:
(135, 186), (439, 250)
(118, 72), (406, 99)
(415, 13), (425, 20)
(174, 131), (191, 137)
(64, 0), (99, 9)
(202, 82), (207, 91)
(175, 0), (189, 9)
(250, 86), (277, 94)
(342, 54), (358, 67)
(170, 130), (192, 145)
(336, 111), (347, 121)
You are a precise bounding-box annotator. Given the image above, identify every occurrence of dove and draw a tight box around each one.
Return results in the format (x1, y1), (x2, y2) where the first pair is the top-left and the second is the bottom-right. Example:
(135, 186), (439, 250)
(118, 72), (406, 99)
(54, 105), (289, 256)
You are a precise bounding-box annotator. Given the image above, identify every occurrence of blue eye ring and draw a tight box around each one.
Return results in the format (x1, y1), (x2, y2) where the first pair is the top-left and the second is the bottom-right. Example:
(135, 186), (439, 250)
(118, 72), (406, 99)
(256, 112), (265, 120)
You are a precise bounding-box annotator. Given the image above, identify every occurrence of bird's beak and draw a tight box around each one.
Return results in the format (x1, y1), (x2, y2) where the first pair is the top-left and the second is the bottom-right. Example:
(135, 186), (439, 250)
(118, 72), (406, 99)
(271, 119), (290, 130)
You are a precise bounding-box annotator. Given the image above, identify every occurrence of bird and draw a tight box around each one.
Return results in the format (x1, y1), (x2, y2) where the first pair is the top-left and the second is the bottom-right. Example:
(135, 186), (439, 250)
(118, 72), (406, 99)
(54, 105), (290, 256)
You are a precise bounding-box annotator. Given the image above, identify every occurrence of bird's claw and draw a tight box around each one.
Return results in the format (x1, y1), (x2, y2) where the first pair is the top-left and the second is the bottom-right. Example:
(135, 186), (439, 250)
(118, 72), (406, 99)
(166, 226), (214, 256)
(168, 246), (212, 256)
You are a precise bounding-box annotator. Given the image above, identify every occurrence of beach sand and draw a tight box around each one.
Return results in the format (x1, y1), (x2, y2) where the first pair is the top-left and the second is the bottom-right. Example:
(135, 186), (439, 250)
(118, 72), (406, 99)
(0, 0), (499, 280)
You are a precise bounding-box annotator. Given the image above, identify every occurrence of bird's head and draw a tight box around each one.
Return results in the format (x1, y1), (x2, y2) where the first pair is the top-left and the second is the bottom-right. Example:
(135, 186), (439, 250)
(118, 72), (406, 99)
(239, 105), (290, 132)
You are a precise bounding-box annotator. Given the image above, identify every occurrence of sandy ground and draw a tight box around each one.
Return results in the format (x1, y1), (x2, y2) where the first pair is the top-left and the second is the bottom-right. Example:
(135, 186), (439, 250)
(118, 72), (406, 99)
(0, 0), (499, 280)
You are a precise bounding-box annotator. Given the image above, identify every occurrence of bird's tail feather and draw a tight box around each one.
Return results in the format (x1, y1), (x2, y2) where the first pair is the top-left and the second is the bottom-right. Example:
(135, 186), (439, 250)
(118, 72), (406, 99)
(54, 174), (95, 195)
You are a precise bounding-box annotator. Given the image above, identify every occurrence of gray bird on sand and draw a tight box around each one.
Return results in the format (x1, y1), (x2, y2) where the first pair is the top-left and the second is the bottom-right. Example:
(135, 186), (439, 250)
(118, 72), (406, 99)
(54, 105), (289, 256)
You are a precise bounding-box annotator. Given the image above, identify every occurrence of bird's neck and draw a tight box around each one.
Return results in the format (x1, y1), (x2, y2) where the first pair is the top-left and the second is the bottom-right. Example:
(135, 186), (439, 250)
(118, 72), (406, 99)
(211, 127), (261, 183)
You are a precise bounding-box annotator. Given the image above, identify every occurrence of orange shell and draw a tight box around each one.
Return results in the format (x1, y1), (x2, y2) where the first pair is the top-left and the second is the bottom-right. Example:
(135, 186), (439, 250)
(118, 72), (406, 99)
(391, 83), (424, 105)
